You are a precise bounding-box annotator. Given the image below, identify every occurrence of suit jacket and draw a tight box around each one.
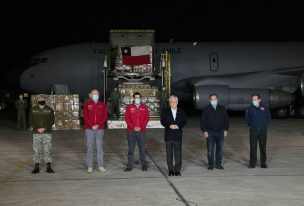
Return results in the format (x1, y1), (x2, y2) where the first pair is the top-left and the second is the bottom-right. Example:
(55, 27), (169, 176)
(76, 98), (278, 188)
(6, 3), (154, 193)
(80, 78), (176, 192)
(160, 107), (187, 142)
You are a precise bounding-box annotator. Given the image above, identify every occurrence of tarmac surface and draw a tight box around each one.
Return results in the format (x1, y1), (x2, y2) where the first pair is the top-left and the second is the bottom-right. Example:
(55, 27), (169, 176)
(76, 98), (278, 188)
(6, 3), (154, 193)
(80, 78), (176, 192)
(1, 110), (304, 206)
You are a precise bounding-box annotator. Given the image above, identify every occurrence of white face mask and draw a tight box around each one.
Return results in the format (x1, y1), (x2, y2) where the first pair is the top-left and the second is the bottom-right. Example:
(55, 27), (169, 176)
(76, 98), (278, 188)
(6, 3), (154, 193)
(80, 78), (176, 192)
(210, 100), (218, 107)
(252, 100), (259, 107)
(134, 98), (141, 105)
(92, 95), (99, 102)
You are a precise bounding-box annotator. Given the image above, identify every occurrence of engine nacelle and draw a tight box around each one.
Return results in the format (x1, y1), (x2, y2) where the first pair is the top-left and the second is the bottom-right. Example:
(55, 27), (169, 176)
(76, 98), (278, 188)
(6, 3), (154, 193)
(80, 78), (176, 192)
(194, 85), (294, 110)
(194, 85), (229, 109)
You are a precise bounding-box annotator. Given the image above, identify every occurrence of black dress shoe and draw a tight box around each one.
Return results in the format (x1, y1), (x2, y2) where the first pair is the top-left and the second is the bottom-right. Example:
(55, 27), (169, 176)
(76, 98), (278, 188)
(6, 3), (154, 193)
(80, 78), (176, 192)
(248, 164), (256, 168)
(175, 172), (181, 176)
(261, 164), (268, 168)
(215, 165), (224, 170)
(208, 166), (213, 170)
(124, 167), (132, 172)
(142, 166), (148, 171)
(169, 171), (174, 176)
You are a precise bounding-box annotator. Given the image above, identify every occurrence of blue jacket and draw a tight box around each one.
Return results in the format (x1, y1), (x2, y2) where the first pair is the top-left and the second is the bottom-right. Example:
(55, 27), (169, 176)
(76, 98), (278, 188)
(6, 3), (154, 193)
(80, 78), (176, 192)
(245, 104), (271, 130)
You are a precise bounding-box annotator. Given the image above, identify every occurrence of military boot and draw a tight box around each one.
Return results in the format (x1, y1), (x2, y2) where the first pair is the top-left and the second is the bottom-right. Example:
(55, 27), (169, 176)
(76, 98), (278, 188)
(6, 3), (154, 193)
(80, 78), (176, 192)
(46, 162), (55, 173)
(31, 163), (40, 174)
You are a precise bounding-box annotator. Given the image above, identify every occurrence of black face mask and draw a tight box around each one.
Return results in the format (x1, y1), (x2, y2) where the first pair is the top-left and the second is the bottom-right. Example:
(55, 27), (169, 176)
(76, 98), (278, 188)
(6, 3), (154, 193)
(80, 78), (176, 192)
(38, 101), (46, 106)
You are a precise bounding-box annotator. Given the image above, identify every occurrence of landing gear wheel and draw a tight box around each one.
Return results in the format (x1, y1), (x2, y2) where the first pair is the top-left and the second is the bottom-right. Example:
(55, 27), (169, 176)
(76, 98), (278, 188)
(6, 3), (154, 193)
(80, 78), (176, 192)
(272, 107), (289, 119)
(296, 104), (304, 119)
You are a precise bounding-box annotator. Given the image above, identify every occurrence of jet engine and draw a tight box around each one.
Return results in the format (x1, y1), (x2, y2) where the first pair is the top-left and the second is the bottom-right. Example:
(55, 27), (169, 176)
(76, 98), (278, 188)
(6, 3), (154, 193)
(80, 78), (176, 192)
(193, 85), (294, 110)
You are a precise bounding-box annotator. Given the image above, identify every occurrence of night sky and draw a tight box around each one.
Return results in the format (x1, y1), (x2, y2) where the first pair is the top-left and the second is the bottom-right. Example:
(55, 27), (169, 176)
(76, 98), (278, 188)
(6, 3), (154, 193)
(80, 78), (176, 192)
(1, 1), (304, 89)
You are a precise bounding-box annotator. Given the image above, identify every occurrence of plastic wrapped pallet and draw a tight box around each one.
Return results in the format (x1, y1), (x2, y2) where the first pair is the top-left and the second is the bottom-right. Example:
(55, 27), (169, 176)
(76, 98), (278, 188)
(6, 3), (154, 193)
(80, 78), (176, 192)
(117, 85), (160, 117)
(31, 94), (80, 130)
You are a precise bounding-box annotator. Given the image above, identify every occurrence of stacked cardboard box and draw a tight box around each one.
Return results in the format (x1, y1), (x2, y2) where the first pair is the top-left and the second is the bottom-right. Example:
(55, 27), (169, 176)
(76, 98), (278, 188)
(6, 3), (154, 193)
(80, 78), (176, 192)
(31, 94), (80, 130)
(117, 85), (160, 117)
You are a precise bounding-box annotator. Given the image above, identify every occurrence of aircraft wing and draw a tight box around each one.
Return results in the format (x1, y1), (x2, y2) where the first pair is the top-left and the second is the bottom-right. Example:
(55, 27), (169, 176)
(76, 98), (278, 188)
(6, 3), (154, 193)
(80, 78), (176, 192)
(271, 66), (304, 76)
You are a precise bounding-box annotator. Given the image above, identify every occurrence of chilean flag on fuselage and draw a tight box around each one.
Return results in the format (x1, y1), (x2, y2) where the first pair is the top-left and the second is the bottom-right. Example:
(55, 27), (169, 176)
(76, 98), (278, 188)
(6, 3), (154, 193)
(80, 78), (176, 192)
(121, 46), (151, 65)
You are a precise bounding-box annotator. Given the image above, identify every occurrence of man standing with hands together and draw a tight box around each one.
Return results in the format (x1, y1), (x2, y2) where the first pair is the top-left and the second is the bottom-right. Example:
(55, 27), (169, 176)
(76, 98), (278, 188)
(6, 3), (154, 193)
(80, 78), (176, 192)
(161, 95), (187, 176)
(29, 94), (55, 174)
(200, 94), (229, 170)
(124, 92), (150, 172)
(245, 94), (271, 169)
(83, 89), (108, 173)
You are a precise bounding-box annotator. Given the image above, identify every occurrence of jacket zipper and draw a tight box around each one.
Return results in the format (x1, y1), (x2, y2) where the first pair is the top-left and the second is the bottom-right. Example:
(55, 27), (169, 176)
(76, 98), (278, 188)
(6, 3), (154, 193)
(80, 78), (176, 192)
(94, 103), (97, 125)
(40, 107), (43, 129)
(136, 105), (139, 128)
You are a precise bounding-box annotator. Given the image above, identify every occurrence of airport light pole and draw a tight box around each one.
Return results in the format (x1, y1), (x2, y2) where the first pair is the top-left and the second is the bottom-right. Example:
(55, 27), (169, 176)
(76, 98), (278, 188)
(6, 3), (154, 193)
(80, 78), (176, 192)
(103, 55), (108, 102)
(161, 58), (166, 88)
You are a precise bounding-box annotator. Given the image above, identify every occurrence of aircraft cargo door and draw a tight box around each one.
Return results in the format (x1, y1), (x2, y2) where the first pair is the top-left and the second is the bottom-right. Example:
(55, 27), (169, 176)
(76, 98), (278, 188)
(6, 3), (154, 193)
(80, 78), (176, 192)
(209, 52), (219, 72)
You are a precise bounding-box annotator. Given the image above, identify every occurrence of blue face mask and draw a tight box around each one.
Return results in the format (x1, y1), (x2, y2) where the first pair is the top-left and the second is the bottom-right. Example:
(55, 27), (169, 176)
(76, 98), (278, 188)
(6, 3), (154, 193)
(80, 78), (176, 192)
(252, 100), (259, 107)
(92, 95), (99, 102)
(210, 100), (218, 107)
(134, 98), (141, 105)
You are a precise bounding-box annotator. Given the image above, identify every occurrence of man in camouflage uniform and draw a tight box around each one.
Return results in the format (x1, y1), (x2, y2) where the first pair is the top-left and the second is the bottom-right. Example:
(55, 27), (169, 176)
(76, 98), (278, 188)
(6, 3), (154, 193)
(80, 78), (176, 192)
(110, 88), (121, 119)
(15, 94), (28, 130)
(158, 87), (168, 113)
(29, 94), (55, 174)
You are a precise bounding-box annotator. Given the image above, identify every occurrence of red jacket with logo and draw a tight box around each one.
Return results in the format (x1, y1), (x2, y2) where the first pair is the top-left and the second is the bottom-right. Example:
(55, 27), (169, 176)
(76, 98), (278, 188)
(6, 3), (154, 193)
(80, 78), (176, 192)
(125, 103), (150, 132)
(83, 99), (108, 129)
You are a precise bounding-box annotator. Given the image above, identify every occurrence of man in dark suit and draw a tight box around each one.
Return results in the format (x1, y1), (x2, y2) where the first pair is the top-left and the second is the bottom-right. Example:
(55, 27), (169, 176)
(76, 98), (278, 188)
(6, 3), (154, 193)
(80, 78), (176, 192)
(161, 95), (187, 176)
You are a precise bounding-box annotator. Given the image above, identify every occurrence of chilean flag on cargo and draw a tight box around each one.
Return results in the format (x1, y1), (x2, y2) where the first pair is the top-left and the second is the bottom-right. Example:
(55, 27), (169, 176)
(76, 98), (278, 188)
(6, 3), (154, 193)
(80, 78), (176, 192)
(121, 46), (151, 65)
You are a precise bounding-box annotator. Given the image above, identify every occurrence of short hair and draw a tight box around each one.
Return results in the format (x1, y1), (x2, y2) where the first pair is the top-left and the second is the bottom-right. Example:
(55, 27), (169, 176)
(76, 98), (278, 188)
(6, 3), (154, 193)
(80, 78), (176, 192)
(169, 95), (178, 103)
(37, 94), (46, 101)
(90, 89), (99, 94)
(252, 94), (261, 99)
(209, 93), (218, 99)
(133, 92), (142, 98)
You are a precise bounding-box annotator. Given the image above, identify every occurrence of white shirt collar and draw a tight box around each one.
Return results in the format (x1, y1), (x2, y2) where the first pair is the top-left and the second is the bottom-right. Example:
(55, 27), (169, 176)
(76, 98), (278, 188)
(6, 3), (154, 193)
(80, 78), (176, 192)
(171, 107), (177, 120)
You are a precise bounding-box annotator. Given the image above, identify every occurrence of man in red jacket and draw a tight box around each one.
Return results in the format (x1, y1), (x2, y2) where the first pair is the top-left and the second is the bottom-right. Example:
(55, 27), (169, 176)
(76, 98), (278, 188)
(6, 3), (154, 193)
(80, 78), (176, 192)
(83, 89), (108, 173)
(124, 92), (150, 172)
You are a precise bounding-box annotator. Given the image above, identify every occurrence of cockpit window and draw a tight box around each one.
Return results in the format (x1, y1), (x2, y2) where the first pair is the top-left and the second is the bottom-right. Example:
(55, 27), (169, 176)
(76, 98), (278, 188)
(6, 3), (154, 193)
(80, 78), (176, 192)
(31, 58), (40, 65)
(40, 58), (48, 63)
(30, 57), (48, 66)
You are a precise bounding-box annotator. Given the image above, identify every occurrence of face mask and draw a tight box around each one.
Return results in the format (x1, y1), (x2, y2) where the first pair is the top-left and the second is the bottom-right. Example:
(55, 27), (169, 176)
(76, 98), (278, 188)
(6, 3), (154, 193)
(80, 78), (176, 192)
(92, 95), (99, 102)
(38, 101), (45, 106)
(134, 98), (141, 105)
(252, 100), (259, 107)
(210, 100), (218, 107)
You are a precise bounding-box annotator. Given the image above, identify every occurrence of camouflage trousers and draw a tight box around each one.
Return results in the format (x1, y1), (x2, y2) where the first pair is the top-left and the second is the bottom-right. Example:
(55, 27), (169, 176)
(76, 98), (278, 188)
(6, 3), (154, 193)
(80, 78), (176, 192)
(33, 133), (52, 164)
